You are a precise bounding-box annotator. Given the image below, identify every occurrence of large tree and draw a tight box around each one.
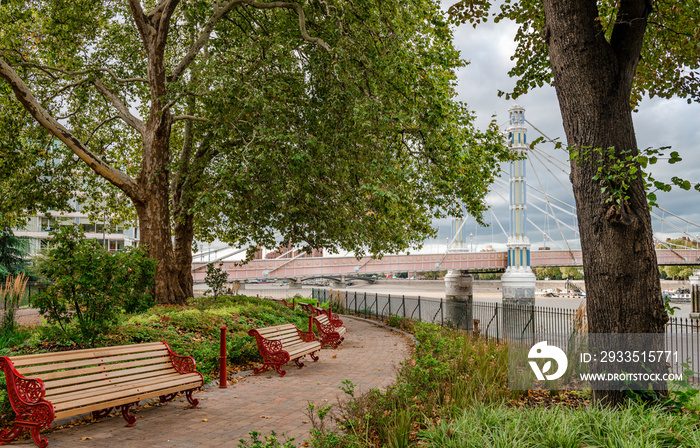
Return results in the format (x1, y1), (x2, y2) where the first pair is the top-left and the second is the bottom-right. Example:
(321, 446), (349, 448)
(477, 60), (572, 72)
(449, 0), (699, 402)
(0, 0), (508, 304)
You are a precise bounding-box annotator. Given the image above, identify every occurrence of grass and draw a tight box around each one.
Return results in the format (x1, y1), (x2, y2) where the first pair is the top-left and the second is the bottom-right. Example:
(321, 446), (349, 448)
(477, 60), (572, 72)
(420, 402), (700, 447)
(310, 320), (516, 447)
(308, 316), (700, 448)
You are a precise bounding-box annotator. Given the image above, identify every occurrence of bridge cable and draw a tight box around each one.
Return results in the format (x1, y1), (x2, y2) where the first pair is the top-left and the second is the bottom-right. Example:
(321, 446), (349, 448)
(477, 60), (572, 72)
(499, 168), (577, 212)
(653, 237), (688, 262)
(527, 156), (577, 261)
(524, 119), (565, 151)
(494, 176), (579, 232)
(531, 146), (571, 174)
(490, 208), (509, 239)
(650, 210), (700, 242)
(489, 186), (568, 252)
(654, 206), (700, 230)
(529, 148), (576, 200)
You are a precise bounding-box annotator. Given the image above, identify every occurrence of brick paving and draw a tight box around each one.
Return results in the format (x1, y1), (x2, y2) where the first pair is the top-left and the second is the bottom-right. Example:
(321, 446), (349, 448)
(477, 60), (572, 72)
(11, 317), (412, 448)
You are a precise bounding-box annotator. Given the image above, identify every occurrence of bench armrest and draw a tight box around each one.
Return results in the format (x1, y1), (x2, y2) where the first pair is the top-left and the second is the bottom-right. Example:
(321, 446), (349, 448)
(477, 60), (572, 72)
(296, 327), (317, 343)
(248, 329), (284, 354)
(0, 357), (46, 403)
(162, 343), (198, 374)
(0, 357), (54, 426)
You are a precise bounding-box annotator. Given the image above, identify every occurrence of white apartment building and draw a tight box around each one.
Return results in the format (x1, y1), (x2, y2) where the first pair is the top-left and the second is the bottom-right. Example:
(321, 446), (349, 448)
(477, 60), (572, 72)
(14, 197), (138, 255)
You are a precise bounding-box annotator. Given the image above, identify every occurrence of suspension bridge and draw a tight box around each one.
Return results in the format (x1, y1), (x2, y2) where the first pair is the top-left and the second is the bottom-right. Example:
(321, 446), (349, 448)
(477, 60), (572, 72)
(191, 104), (700, 286)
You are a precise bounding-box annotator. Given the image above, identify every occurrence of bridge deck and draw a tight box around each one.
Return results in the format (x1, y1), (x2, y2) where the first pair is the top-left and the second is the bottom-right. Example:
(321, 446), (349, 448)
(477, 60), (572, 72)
(192, 249), (700, 282)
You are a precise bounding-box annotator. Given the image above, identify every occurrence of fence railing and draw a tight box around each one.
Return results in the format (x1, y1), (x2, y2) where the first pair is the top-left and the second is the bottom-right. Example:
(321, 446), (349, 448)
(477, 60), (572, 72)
(312, 288), (700, 382)
(312, 288), (585, 343)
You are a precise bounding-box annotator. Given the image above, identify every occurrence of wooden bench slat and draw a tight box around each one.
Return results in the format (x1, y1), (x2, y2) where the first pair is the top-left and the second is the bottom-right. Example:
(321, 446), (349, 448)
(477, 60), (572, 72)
(43, 362), (172, 389)
(23, 356), (173, 382)
(47, 371), (190, 404)
(257, 328), (299, 337)
(256, 323), (297, 333)
(52, 375), (202, 411)
(10, 342), (166, 366)
(286, 344), (322, 358)
(52, 380), (203, 420)
(16, 349), (170, 376)
(46, 367), (178, 397)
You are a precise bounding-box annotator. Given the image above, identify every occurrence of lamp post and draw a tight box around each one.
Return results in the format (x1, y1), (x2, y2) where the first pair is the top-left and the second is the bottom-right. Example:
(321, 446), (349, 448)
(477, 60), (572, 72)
(470, 233), (474, 252)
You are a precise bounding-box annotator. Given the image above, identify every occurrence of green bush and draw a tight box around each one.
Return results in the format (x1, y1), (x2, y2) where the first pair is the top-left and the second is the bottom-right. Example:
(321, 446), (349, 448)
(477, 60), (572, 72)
(32, 225), (156, 347)
(205, 262), (228, 300)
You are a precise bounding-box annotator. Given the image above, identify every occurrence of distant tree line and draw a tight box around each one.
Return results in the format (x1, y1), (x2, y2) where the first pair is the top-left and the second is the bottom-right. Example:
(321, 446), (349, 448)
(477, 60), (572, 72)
(532, 267), (584, 280)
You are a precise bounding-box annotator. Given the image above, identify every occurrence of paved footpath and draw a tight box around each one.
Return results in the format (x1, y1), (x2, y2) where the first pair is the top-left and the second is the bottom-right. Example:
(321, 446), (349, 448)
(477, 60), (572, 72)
(13, 317), (411, 448)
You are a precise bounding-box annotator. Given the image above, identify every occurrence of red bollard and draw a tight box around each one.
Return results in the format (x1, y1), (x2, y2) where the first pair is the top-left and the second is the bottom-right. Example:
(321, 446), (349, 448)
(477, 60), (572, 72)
(219, 326), (227, 389)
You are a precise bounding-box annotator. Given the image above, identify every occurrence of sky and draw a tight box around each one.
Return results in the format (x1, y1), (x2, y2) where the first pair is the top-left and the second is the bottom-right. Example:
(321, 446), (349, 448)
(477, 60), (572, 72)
(420, 1), (700, 254)
(196, 3), (700, 259)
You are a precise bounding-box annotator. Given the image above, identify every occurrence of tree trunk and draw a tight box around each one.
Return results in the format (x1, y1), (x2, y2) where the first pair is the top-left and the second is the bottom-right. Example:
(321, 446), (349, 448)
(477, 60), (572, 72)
(543, 0), (665, 404)
(134, 185), (187, 306)
(174, 214), (195, 299)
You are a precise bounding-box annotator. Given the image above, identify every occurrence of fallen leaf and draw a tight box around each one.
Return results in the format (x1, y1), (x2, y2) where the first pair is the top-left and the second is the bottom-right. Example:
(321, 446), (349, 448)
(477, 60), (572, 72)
(301, 443), (309, 447)
(302, 420), (309, 423)
(332, 355), (337, 359)
(80, 437), (93, 441)
(201, 419), (209, 422)
(260, 415), (271, 419)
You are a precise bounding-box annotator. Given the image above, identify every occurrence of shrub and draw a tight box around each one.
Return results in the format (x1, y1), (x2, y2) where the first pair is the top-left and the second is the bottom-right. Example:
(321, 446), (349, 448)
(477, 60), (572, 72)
(33, 225), (156, 347)
(205, 262), (228, 300)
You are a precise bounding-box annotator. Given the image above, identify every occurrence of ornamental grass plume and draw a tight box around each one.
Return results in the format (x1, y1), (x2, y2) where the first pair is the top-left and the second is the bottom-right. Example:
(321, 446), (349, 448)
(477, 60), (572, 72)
(0, 273), (27, 334)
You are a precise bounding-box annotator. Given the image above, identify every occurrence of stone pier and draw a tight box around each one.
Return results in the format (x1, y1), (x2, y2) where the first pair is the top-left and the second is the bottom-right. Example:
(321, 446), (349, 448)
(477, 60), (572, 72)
(444, 270), (473, 330)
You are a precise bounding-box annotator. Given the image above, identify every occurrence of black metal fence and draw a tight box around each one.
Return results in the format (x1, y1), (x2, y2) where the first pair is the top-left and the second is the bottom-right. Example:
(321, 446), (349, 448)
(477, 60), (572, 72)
(312, 287), (700, 382)
(312, 288), (585, 343)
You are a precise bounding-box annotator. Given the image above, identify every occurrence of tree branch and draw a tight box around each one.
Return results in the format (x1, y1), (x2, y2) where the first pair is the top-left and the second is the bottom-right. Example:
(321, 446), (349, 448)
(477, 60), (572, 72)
(172, 115), (210, 122)
(169, 0), (330, 83)
(16, 62), (148, 84)
(50, 77), (91, 100)
(85, 115), (120, 146)
(149, 0), (182, 54)
(127, 0), (154, 54)
(245, 1), (330, 51)
(92, 78), (146, 135)
(0, 58), (138, 198)
(610, 0), (651, 82)
(169, 0), (247, 83)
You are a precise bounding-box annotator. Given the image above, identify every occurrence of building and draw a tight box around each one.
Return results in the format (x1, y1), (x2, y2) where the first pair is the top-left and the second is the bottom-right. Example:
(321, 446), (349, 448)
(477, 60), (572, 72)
(14, 197), (138, 255)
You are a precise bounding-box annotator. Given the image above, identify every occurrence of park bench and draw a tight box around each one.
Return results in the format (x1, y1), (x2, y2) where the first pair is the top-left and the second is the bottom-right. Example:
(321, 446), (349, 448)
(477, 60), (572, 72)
(248, 323), (321, 377)
(0, 341), (203, 448)
(313, 314), (346, 349)
(280, 298), (296, 309)
(298, 302), (344, 327)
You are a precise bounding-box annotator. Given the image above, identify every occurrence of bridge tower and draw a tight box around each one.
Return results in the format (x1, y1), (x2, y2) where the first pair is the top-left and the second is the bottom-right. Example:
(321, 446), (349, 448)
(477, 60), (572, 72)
(501, 104), (536, 315)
